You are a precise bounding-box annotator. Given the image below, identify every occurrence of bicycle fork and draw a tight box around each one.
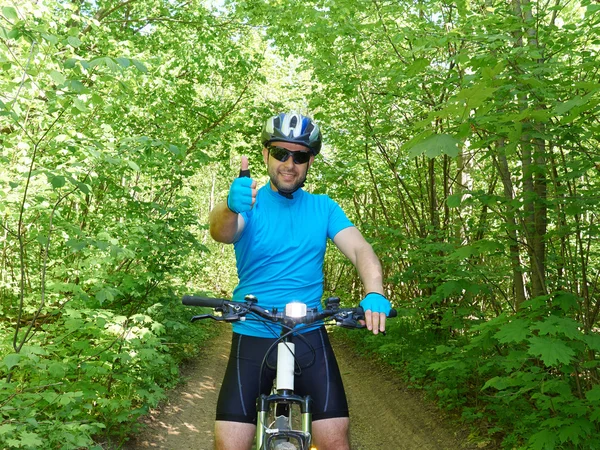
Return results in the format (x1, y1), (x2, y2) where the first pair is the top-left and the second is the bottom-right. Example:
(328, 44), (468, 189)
(255, 341), (313, 450)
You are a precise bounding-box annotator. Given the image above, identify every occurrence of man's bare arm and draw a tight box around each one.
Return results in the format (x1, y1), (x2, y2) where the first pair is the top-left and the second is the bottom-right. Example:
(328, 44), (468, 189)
(209, 202), (245, 244)
(333, 227), (384, 294)
(333, 226), (388, 334)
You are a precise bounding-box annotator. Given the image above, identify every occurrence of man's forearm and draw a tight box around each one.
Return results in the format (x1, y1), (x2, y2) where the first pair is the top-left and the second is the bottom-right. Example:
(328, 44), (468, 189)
(209, 202), (240, 244)
(355, 246), (384, 295)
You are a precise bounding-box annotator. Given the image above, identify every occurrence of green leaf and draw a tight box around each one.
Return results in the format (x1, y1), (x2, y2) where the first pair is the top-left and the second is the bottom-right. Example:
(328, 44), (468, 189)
(408, 134), (460, 158)
(131, 59), (148, 73)
(558, 420), (590, 446)
(48, 362), (66, 378)
(494, 318), (530, 344)
(73, 98), (89, 112)
(528, 429), (557, 450)
(18, 431), (43, 448)
(2, 6), (18, 20)
(3, 353), (20, 369)
(64, 58), (78, 69)
(585, 385), (600, 402)
(88, 57), (106, 69)
(481, 374), (523, 391)
(47, 174), (66, 188)
(583, 333), (600, 352)
(456, 84), (498, 109)
(67, 36), (81, 48)
(105, 57), (120, 72)
(528, 336), (575, 366)
(76, 182), (92, 194)
(555, 96), (584, 115)
(406, 57), (429, 76)
(586, 4), (600, 14)
(552, 291), (579, 312)
(116, 56), (131, 68)
(127, 160), (140, 171)
(0, 423), (16, 435)
(96, 288), (114, 304)
(446, 193), (462, 208)
(438, 280), (462, 297)
(533, 316), (582, 340)
(66, 239), (87, 251)
(168, 144), (181, 155)
(41, 33), (59, 45)
(49, 70), (66, 85)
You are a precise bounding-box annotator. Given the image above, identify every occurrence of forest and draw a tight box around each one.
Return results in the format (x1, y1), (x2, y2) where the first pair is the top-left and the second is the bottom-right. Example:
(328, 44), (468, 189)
(1, 0), (599, 448)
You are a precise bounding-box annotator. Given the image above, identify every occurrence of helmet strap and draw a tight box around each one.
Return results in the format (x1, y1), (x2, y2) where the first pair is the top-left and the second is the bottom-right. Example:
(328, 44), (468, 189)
(277, 180), (304, 199)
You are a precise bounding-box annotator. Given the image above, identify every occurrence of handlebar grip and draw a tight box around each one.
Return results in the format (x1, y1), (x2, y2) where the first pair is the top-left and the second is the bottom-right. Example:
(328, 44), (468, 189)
(182, 295), (227, 308)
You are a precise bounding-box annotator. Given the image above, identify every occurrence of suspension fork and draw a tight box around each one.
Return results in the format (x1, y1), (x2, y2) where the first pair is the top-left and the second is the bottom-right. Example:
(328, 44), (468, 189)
(255, 331), (313, 449)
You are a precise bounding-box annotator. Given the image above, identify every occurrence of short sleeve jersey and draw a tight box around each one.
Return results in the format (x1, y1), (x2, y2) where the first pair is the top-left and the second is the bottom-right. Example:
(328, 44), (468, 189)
(232, 185), (353, 337)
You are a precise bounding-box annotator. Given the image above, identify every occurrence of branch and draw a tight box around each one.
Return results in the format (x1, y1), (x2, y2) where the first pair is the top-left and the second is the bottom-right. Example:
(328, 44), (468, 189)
(188, 62), (261, 153)
(95, 0), (141, 22)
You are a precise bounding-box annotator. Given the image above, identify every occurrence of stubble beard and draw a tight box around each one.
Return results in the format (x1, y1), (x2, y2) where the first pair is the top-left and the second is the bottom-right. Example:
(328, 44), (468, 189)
(268, 164), (307, 195)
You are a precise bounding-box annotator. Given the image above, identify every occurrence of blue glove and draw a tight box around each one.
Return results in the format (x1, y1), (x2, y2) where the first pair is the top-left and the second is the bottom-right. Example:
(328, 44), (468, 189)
(360, 292), (391, 316)
(227, 177), (254, 214)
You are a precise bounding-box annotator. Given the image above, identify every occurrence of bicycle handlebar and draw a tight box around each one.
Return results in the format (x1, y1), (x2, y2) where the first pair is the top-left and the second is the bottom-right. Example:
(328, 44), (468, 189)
(182, 295), (397, 330)
(182, 295), (228, 308)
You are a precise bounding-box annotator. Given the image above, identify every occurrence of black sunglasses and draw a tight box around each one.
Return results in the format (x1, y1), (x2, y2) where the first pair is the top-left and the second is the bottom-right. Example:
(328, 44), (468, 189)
(268, 146), (312, 165)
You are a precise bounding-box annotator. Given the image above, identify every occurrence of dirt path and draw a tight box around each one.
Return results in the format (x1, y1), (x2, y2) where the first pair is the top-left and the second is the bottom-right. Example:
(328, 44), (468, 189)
(124, 328), (480, 450)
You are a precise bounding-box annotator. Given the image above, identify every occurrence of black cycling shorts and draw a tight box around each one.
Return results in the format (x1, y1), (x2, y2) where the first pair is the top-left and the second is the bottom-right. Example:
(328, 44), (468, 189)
(216, 326), (349, 424)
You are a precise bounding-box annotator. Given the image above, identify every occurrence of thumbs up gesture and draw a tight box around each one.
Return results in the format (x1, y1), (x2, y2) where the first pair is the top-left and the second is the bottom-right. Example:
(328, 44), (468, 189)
(227, 156), (257, 214)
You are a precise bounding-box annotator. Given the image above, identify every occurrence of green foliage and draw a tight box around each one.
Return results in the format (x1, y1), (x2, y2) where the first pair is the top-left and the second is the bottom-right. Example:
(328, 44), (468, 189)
(0, 298), (215, 448)
(2, 0), (600, 449)
(0, 0), (265, 447)
(337, 290), (600, 448)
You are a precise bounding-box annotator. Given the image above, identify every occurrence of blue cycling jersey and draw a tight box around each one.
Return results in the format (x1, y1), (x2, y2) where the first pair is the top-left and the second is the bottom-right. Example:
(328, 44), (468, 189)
(232, 185), (353, 337)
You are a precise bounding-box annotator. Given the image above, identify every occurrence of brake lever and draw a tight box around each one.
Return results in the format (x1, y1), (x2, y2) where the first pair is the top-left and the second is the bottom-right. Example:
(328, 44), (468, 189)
(190, 302), (252, 323)
(336, 317), (366, 329)
(336, 311), (388, 335)
(191, 314), (221, 322)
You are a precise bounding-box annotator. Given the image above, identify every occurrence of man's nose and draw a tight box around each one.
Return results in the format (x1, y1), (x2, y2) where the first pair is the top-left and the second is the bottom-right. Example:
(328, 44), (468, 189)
(283, 154), (296, 168)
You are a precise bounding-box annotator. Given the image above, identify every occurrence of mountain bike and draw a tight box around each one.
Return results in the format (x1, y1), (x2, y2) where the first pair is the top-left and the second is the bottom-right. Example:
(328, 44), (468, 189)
(182, 294), (396, 450)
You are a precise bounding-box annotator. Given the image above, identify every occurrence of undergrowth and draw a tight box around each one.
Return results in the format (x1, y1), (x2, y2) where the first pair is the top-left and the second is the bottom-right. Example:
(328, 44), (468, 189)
(335, 292), (600, 450)
(0, 295), (215, 449)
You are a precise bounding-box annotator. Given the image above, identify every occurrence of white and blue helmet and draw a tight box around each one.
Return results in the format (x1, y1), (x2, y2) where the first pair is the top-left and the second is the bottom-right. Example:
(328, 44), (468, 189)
(262, 112), (322, 155)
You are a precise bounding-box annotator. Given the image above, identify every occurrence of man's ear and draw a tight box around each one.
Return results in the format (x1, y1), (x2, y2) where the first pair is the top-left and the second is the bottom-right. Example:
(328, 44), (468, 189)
(308, 154), (315, 169)
(262, 147), (269, 165)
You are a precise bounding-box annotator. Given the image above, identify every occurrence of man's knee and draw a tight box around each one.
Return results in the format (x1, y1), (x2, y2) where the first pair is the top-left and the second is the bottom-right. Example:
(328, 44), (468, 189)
(312, 417), (350, 450)
(214, 420), (255, 450)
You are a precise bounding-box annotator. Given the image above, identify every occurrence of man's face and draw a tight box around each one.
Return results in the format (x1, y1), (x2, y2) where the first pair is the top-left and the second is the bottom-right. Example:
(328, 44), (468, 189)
(262, 141), (314, 194)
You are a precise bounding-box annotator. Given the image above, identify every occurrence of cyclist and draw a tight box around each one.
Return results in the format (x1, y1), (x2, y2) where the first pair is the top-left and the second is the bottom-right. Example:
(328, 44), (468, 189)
(208, 111), (391, 450)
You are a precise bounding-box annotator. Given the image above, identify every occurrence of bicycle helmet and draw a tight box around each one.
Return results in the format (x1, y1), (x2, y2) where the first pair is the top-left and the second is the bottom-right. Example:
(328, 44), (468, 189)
(262, 112), (322, 155)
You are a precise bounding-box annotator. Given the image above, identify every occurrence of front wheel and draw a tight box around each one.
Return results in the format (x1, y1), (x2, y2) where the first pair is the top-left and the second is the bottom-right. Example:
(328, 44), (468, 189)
(273, 443), (297, 450)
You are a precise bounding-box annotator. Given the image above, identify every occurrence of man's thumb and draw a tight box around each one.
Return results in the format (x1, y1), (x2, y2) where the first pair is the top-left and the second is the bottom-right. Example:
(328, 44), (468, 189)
(239, 156), (251, 178)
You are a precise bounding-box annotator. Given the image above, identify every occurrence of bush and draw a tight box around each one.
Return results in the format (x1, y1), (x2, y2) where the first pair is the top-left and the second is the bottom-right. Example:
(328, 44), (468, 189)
(0, 298), (214, 449)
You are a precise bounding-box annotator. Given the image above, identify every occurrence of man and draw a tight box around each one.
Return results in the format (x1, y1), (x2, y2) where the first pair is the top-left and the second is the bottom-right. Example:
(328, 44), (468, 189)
(209, 112), (391, 450)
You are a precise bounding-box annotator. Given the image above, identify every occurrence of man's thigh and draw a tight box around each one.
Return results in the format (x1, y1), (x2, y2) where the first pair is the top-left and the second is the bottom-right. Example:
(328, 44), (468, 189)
(214, 420), (255, 450)
(312, 417), (350, 450)
(294, 327), (349, 420)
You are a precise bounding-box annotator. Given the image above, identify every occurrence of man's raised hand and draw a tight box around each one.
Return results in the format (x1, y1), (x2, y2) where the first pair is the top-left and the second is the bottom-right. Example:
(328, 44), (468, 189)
(227, 156), (257, 214)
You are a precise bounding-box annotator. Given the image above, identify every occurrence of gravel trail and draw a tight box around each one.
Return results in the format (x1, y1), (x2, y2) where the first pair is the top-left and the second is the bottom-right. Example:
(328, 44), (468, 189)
(123, 328), (481, 449)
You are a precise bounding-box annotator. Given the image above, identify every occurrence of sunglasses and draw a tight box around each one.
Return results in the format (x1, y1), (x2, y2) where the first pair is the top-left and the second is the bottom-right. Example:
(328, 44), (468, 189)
(269, 146), (312, 165)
